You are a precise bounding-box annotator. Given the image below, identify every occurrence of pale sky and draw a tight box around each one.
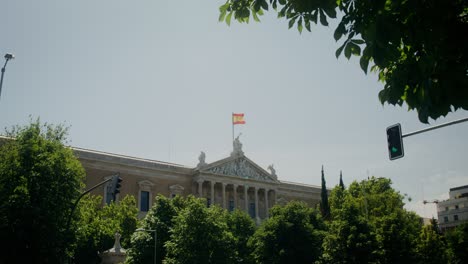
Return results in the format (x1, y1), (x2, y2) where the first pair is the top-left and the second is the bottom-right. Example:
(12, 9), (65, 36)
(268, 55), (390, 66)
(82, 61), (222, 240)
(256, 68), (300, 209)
(1, 0), (467, 219)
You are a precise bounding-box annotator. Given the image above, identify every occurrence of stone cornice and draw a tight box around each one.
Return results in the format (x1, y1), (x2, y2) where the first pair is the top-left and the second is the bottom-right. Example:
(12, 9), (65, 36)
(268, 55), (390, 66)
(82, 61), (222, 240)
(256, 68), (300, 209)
(75, 147), (194, 176)
(278, 180), (322, 195)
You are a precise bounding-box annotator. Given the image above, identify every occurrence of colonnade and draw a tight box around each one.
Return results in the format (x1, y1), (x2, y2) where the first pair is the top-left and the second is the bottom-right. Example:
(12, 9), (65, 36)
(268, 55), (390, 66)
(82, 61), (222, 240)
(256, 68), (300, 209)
(195, 179), (275, 220)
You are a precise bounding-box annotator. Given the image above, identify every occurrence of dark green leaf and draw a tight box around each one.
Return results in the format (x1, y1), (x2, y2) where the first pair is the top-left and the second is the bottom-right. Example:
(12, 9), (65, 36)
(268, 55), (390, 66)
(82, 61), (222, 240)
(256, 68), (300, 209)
(297, 17), (303, 34)
(279, 0), (286, 5)
(319, 9), (328, 26)
(311, 10), (318, 24)
(360, 56), (370, 74)
(333, 22), (346, 41)
(352, 39), (365, 44)
(288, 16), (297, 29)
(305, 19), (311, 32)
(260, 0), (269, 11)
(349, 42), (361, 55)
(335, 41), (346, 58)
(323, 6), (337, 18)
(278, 6), (287, 18)
(344, 42), (352, 59)
(253, 1), (261, 12)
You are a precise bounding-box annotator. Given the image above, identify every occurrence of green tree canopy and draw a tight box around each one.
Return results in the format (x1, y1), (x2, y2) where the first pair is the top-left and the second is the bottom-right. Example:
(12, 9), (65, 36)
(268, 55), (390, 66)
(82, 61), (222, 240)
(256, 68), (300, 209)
(226, 209), (257, 264)
(248, 201), (325, 264)
(0, 121), (85, 263)
(322, 186), (378, 264)
(415, 220), (450, 264)
(219, 0), (468, 123)
(164, 196), (237, 264)
(73, 195), (138, 264)
(445, 223), (468, 264)
(345, 177), (422, 263)
(125, 194), (183, 264)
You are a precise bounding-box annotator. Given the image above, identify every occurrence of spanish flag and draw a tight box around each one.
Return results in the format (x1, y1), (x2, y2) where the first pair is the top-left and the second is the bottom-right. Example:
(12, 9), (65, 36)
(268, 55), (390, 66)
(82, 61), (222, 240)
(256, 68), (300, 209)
(232, 113), (246, 125)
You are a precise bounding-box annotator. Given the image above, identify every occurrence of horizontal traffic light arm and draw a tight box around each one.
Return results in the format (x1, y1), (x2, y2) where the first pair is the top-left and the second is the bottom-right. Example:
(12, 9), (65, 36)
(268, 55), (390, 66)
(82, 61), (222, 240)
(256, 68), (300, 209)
(402, 117), (468, 138)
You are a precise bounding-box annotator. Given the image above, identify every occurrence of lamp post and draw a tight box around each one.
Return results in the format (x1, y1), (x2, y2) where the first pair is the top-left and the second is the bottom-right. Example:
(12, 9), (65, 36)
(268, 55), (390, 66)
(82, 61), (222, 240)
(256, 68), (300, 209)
(0, 53), (15, 101)
(136, 228), (157, 264)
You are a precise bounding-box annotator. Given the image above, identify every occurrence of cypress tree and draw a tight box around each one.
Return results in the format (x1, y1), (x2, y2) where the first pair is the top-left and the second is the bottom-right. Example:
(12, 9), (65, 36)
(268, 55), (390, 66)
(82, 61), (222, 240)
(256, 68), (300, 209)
(339, 170), (345, 189)
(320, 165), (330, 220)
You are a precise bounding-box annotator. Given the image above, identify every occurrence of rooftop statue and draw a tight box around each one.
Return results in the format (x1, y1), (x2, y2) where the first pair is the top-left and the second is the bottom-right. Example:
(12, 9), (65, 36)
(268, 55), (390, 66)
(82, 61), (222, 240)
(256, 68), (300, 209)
(267, 164), (277, 180)
(231, 134), (244, 156)
(197, 151), (207, 168)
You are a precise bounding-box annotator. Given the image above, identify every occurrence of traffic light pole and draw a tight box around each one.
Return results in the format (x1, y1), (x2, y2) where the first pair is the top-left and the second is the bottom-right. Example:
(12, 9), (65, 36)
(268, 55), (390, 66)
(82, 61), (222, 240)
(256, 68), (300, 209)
(402, 117), (468, 138)
(65, 176), (116, 239)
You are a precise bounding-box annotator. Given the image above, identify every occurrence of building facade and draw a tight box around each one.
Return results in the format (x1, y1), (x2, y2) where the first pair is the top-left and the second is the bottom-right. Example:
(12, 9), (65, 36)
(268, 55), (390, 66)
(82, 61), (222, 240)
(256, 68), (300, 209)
(76, 138), (322, 221)
(437, 185), (468, 231)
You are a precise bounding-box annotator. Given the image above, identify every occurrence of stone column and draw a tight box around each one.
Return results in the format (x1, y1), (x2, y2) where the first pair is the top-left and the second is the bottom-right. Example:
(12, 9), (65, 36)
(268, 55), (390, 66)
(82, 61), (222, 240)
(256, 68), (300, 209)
(254, 187), (259, 220)
(197, 179), (204, 198)
(265, 189), (269, 218)
(244, 186), (248, 213)
(210, 181), (215, 206)
(233, 184), (238, 209)
(222, 183), (227, 209)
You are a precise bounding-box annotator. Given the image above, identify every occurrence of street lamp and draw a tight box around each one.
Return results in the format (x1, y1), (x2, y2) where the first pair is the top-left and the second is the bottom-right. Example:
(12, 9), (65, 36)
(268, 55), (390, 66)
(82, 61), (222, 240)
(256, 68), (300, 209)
(136, 228), (157, 264)
(0, 53), (15, 100)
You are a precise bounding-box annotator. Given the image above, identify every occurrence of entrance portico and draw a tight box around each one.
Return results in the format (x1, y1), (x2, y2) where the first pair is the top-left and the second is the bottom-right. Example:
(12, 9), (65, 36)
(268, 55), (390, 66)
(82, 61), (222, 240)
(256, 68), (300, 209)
(193, 144), (279, 221)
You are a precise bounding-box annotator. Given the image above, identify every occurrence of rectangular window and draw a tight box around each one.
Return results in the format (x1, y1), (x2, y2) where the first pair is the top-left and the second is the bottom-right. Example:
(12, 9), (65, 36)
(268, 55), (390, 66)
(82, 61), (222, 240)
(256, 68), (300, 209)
(249, 203), (255, 218)
(229, 200), (235, 212)
(455, 205), (459, 210)
(454, 215), (459, 221)
(140, 191), (150, 212)
(444, 216), (448, 223)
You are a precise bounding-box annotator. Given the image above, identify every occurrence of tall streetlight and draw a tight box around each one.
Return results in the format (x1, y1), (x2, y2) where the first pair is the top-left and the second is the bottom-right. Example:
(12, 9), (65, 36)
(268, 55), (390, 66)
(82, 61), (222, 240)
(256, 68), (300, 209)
(136, 228), (157, 264)
(0, 53), (15, 100)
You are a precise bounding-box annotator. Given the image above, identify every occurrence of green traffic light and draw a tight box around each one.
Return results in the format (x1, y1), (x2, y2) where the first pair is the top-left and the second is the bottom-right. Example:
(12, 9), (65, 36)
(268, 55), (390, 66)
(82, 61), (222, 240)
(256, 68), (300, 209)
(391, 147), (398, 153)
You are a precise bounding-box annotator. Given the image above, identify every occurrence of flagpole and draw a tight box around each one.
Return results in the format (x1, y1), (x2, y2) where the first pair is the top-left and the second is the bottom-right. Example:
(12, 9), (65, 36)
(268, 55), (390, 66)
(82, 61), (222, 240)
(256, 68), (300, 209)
(232, 112), (234, 148)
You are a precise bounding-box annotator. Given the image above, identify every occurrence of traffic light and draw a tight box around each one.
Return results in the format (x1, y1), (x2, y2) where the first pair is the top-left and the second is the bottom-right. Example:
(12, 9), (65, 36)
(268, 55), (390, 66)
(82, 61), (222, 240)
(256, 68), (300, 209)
(386, 123), (404, 160)
(110, 174), (123, 201)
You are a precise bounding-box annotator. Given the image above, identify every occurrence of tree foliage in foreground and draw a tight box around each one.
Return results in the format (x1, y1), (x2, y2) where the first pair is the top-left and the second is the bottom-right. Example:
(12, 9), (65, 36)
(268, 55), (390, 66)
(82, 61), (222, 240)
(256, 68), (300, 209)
(164, 196), (237, 264)
(126, 195), (255, 264)
(73, 195), (138, 264)
(0, 121), (85, 263)
(125, 195), (184, 264)
(322, 186), (378, 263)
(348, 177), (421, 264)
(248, 201), (325, 264)
(415, 219), (450, 264)
(219, 0), (468, 123)
(226, 209), (257, 264)
(322, 177), (422, 264)
(445, 223), (468, 264)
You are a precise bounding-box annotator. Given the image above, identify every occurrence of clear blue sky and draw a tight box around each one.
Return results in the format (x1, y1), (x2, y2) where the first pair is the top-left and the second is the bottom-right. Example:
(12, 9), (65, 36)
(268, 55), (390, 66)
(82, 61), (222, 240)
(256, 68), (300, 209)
(1, 0), (467, 218)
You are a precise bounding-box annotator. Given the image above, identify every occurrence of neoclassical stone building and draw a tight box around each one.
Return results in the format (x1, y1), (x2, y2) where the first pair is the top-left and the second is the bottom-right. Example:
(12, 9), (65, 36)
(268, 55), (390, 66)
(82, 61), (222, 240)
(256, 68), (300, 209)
(76, 138), (321, 221)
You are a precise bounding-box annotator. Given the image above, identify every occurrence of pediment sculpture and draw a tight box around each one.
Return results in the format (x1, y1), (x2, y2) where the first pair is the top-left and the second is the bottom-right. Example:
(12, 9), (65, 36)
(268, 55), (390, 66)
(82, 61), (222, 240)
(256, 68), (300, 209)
(207, 157), (275, 182)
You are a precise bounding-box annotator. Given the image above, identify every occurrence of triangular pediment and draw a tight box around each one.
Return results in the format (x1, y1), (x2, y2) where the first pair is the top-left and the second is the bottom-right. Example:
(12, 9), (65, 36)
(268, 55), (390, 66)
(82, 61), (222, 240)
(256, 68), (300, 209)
(202, 155), (276, 182)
